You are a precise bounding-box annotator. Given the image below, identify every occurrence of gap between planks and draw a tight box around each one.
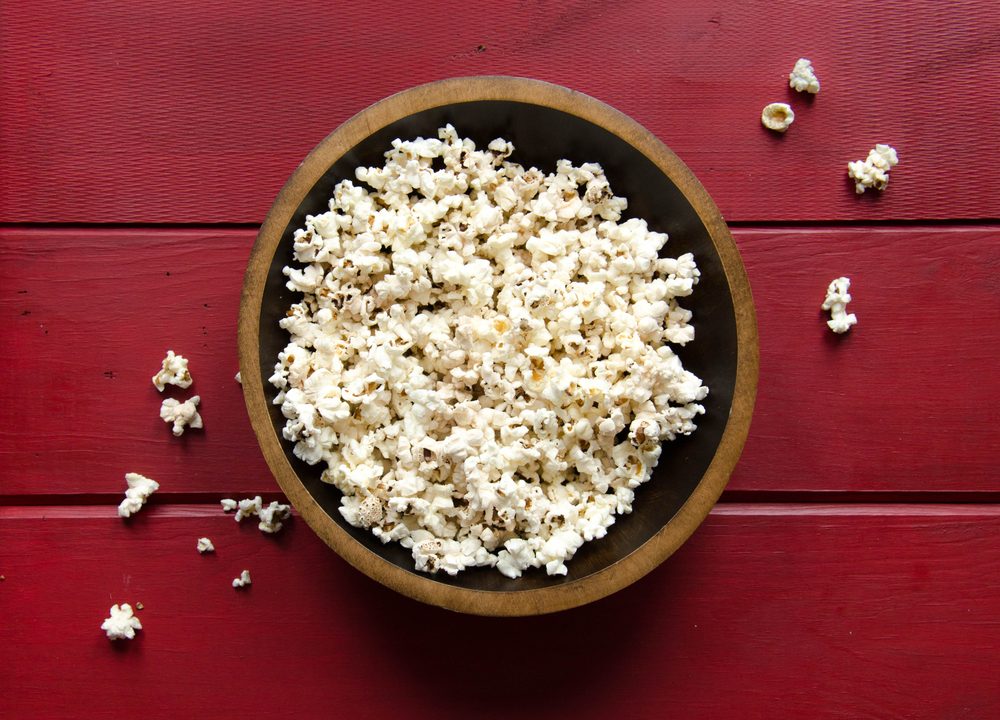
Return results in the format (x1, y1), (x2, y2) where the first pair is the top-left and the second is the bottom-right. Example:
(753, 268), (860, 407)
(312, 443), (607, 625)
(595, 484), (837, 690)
(2, 219), (1000, 232)
(3, 502), (1000, 521)
(2, 490), (1000, 509)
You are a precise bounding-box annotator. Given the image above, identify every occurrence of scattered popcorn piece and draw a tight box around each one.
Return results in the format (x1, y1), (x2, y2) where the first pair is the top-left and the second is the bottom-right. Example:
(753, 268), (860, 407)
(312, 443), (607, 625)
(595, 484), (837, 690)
(761, 103), (795, 132)
(232, 569), (251, 589)
(821, 276), (858, 334)
(234, 495), (263, 522)
(159, 395), (203, 436)
(847, 144), (899, 194)
(271, 126), (709, 578)
(196, 537), (215, 553)
(235, 371), (242, 384)
(117, 472), (159, 518)
(101, 603), (142, 641)
(258, 501), (292, 534)
(152, 350), (192, 391)
(135, 602), (143, 610)
(224, 496), (291, 534)
(789, 58), (820, 94)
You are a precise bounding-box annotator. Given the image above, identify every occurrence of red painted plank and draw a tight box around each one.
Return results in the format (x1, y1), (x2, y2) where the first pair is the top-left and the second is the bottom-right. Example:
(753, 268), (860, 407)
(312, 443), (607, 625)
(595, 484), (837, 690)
(0, 228), (271, 497)
(1, 504), (998, 718)
(730, 225), (1000, 493)
(1, 1), (998, 223)
(2, 226), (998, 497)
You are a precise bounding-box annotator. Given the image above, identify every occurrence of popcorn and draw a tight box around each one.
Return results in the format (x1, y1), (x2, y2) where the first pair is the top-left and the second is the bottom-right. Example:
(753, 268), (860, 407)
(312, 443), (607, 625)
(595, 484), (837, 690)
(847, 144), (899, 194)
(225, 496), (292, 534)
(159, 395), (203, 436)
(152, 350), (192, 391)
(789, 58), (820, 94)
(101, 603), (142, 641)
(235, 371), (242, 384)
(196, 537), (215, 553)
(761, 103), (794, 133)
(234, 495), (263, 522)
(821, 276), (858, 334)
(257, 501), (292, 534)
(271, 126), (708, 578)
(232, 570), (251, 589)
(117, 472), (159, 518)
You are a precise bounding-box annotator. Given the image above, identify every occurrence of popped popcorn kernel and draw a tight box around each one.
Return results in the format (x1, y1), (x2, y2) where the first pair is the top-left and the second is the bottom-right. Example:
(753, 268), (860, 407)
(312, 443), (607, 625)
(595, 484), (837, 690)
(196, 537), (215, 553)
(257, 501), (292, 534)
(822, 276), (858, 334)
(789, 58), (820, 94)
(117, 472), (159, 518)
(160, 395), (203, 436)
(152, 350), (192, 391)
(101, 603), (142, 641)
(847, 144), (899, 194)
(761, 103), (795, 132)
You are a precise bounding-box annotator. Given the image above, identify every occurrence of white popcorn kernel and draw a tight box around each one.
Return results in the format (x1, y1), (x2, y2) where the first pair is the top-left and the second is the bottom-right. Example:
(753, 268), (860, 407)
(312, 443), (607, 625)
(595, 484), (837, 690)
(232, 569), (252, 589)
(152, 350), (192, 391)
(220, 498), (237, 512)
(159, 395), (203, 437)
(356, 495), (385, 528)
(258, 501), (292, 534)
(101, 603), (142, 641)
(196, 537), (215, 553)
(761, 103), (794, 133)
(234, 495), (263, 522)
(847, 144), (899, 194)
(821, 276), (858, 334)
(496, 539), (537, 579)
(117, 472), (159, 518)
(789, 57), (820, 94)
(235, 371), (242, 384)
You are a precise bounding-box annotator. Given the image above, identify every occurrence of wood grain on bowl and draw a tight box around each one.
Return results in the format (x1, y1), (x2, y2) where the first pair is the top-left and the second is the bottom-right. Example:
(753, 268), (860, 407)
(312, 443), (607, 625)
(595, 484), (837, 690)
(239, 77), (758, 615)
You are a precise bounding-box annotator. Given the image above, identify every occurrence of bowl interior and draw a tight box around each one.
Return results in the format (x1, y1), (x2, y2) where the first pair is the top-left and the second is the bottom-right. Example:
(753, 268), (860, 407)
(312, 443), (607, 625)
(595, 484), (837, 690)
(257, 100), (737, 593)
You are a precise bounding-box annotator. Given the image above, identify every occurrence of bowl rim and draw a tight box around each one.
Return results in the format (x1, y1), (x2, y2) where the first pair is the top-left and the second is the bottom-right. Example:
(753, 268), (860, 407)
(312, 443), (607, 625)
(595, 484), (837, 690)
(239, 75), (759, 616)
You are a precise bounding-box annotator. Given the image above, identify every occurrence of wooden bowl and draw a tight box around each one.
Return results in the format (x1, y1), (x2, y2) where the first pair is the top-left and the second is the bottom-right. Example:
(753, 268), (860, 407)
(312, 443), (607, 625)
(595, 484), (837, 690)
(239, 76), (758, 616)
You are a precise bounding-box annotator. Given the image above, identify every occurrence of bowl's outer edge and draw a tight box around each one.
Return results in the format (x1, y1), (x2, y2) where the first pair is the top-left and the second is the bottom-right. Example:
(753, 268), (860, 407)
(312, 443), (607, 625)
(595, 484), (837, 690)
(239, 76), (759, 616)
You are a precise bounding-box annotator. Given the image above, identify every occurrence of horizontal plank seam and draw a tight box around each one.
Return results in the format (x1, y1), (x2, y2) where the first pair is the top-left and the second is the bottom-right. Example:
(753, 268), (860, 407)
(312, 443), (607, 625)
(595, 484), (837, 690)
(727, 218), (1000, 229)
(3, 502), (1000, 520)
(2, 491), (999, 508)
(0, 222), (263, 231)
(2, 219), (999, 233)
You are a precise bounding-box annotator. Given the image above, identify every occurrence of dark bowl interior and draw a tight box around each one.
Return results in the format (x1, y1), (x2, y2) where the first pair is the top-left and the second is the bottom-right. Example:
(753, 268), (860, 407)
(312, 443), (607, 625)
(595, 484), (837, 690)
(258, 100), (737, 592)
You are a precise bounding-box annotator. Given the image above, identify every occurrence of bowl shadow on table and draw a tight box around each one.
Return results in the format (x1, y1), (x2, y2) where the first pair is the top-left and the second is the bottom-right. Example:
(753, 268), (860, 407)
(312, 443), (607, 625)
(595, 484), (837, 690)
(335, 552), (668, 715)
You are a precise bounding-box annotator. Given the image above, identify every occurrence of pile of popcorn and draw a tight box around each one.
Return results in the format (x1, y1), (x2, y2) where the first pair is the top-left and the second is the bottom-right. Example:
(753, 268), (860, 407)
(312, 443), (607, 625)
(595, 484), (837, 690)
(269, 125), (708, 578)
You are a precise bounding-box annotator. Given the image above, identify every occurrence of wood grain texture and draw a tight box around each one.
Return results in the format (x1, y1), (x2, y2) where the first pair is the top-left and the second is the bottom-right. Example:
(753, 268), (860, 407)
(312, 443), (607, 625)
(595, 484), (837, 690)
(2, 0), (998, 224)
(3, 226), (997, 497)
(0, 228), (272, 498)
(1, 504), (998, 719)
(731, 225), (1000, 493)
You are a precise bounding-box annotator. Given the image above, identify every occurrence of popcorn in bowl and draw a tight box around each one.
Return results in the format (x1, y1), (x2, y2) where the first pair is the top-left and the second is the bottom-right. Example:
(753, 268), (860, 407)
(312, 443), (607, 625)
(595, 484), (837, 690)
(269, 125), (708, 578)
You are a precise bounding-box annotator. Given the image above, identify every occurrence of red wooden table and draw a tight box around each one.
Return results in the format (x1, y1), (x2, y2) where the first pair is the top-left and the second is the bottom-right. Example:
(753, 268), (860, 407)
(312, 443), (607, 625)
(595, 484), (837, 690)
(2, 2), (999, 718)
